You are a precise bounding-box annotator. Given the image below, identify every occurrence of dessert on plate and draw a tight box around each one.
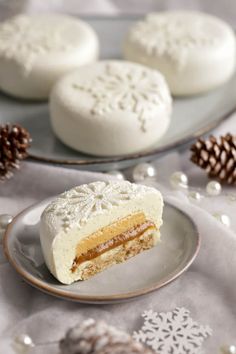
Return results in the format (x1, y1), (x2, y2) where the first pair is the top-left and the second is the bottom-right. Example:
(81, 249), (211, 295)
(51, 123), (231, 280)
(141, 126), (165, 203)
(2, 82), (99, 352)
(0, 14), (99, 99)
(49, 60), (172, 156)
(124, 11), (236, 96)
(40, 180), (163, 284)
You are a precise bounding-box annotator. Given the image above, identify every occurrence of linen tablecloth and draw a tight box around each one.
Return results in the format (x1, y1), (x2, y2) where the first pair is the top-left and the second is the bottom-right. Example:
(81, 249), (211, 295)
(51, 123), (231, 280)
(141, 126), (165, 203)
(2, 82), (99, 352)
(0, 117), (236, 354)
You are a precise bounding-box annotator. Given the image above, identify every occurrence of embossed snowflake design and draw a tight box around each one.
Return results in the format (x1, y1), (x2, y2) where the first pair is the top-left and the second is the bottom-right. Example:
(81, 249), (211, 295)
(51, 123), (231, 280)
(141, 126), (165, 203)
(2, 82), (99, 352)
(133, 308), (212, 354)
(72, 63), (171, 132)
(130, 15), (218, 70)
(46, 181), (148, 231)
(0, 15), (74, 74)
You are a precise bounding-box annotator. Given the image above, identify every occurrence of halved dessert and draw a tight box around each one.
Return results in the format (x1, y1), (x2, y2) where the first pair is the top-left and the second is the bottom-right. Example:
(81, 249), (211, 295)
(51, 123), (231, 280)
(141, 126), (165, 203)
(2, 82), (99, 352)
(40, 181), (163, 284)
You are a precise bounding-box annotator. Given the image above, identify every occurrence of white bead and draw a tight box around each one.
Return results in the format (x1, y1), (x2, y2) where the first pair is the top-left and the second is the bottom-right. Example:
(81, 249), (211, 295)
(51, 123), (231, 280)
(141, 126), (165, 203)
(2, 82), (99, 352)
(132, 163), (156, 182)
(13, 334), (34, 354)
(213, 213), (231, 227)
(170, 171), (188, 189)
(107, 170), (125, 181)
(188, 191), (202, 201)
(206, 180), (222, 196)
(228, 346), (236, 354)
(0, 214), (13, 228)
(221, 345), (236, 354)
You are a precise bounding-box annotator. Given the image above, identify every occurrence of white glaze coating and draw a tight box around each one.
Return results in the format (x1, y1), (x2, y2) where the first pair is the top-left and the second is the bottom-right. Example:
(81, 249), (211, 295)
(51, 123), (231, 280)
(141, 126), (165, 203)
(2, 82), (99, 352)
(50, 60), (172, 156)
(0, 14), (99, 99)
(40, 181), (163, 284)
(124, 11), (236, 95)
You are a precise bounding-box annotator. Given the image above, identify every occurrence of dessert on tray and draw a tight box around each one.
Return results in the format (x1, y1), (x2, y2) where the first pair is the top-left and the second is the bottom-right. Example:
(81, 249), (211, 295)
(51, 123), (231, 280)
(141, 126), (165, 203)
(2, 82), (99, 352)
(0, 14), (99, 99)
(40, 181), (163, 284)
(49, 60), (172, 156)
(124, 11), (236, 96)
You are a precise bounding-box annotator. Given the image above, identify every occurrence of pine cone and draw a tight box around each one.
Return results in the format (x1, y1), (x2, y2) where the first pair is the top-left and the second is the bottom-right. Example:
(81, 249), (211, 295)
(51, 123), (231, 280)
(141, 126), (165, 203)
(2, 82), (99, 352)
(190, 133), (236, 184)
(60, 319), (154, 354)
(0, 124), (31, 180)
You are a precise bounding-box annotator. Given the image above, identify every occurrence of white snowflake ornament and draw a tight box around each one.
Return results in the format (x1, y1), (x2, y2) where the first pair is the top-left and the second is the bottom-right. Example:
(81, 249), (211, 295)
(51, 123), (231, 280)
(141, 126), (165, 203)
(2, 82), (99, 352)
(133, 307), (212, 354)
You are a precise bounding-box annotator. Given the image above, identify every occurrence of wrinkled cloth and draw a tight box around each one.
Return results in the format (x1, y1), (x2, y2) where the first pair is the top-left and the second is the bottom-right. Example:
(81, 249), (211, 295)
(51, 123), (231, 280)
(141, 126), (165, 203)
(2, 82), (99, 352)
(0, 1), (236, 353)
(0, 143), (236, 353)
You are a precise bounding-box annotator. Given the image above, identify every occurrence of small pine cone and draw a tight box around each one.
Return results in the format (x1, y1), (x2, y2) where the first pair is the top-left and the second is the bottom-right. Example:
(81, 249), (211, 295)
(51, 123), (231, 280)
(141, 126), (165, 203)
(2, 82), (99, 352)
(190, 133), (236, 184)
(60, 319), (154, 354)
(0, 124), (31, 180)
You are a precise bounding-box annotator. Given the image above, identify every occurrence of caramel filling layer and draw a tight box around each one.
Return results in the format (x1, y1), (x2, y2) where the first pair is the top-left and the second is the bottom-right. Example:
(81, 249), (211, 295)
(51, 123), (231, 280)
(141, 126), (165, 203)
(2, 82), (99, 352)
(74, 213), (147, 261)
(71, 220), (156, 272)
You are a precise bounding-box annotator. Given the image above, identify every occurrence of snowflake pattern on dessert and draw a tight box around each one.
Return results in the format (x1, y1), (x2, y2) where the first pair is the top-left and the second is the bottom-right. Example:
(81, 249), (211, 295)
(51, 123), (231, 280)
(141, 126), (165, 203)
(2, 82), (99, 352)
(133, 307), (212, 354)
(72, 63), (171, 132)
(129, 13), (218, 70)
(0, 15), (76, 75)
(45, 181), (152, 231)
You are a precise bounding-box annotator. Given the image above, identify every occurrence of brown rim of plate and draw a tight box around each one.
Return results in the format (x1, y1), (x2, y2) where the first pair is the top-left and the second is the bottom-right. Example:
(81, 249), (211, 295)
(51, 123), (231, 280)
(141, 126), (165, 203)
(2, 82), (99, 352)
(28, 105), (236, 166)
(3, 200), (200, 303)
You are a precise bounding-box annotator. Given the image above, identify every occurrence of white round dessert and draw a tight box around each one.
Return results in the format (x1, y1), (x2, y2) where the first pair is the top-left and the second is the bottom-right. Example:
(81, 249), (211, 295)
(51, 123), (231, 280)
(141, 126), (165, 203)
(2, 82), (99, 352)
(0, 14), (99, 99)
(50, 60), (172, 156)
(124, 11), (236, 96)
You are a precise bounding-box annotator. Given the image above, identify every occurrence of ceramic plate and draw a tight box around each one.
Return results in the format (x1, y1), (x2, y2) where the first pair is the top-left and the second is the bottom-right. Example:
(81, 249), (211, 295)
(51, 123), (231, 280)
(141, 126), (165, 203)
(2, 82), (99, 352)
(0, 15), (235, 171)
(3, 198), (200, 304)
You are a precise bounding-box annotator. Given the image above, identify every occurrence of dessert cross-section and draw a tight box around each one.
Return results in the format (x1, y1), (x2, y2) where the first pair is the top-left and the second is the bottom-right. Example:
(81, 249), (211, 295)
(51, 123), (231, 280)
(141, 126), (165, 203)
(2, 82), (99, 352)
(40, 181), (163, 284)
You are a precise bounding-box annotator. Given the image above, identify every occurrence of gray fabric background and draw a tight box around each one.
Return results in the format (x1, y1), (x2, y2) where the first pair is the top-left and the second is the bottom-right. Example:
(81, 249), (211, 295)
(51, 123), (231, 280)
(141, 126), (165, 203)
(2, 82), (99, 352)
(0, 0), (236, 25)
(1, 161), (236, 353)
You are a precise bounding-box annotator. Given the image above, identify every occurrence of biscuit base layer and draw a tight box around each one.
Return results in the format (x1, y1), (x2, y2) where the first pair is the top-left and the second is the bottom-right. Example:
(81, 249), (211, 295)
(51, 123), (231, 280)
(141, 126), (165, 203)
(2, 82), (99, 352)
(77, 228), (159, 280)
